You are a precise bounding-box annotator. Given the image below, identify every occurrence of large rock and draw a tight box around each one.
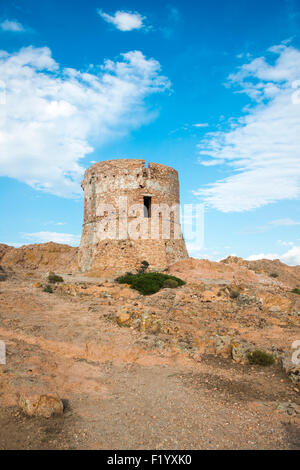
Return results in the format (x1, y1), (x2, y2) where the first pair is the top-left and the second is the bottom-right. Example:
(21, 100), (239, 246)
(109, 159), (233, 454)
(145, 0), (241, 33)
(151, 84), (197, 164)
(282, 353), (300, 384)
(0, 266), (7, 281)
(140, 313), (161, 334)
(168, 257), (258, 284)
(18, 393), (64, 418)
(277, 402), (300, 416)
(231, 340), (252, 363)
(116, 312), (132, 327)
(215, 335), (232, 357)
(258, 292), (292, 313)
(0, 242), (79, 273)
(222, 256), (300, 289)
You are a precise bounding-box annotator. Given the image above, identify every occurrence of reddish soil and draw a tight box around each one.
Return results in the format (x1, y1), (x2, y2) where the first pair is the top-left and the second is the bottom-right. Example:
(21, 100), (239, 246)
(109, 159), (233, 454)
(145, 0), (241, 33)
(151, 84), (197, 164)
(0, 264), (299, 450)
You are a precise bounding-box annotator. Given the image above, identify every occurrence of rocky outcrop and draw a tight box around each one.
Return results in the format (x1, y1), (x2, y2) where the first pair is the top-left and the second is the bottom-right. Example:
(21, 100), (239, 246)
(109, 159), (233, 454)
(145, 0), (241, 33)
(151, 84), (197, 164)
(222, 256), (300, 288)
(18, 392), (64, 418)
(282, 353), (300, 384)
(0, 265), (7, 281)
(168, 257), (258, 284)
(0, 242), (79, 273)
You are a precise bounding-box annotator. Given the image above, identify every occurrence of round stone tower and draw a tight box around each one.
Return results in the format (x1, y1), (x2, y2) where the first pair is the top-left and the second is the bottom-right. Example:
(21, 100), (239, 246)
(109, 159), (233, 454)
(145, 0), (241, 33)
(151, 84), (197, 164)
(78, 159), (188, 274)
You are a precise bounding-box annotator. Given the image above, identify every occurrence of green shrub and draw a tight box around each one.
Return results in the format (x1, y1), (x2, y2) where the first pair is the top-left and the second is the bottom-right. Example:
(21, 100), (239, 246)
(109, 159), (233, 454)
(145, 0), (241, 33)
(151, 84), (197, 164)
(137, 260), (150, 274)
(115, 272), (185, 296)
(163, 279), (179, 289)
(270, 273), (279, 278)
(48, 273), (64, 284)
(115, 273), (136, 285)
(131, 277), (161, 295)
(291, 288), (300, 295)
(43, 284), (53, 294)
(229, 288), (240, 299)
(247, 350), (275, 366)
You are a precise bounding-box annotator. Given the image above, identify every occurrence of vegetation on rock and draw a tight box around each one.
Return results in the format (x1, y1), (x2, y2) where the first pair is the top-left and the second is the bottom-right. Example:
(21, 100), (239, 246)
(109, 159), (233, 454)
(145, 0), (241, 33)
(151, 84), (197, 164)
(247, 350), (275, 366)
(48, 273), (64, 283)
(138, 260), (150, 274)
(115, 272), (185, 295)
(228, 287), (240, 299)
(43, 284), (53, 294)
(163, 279), (179, 289)
(291, 288), (300, 295)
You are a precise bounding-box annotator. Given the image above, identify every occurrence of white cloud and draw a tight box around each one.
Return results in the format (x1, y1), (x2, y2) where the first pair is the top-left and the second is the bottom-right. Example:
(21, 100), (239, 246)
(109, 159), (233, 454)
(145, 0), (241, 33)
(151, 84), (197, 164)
(193, 123), (209, 128)
(44, 221), (67, 226)
(0, 46), (170, 197)
(247, 245), (300, 266)
(278, 240), (294, 246)
(98, 9), (146, 31)
(281, 246), (300, 265)
(270, 218), (300, 226)
(21, 231), (81, 246)
(0, 19), (25, 32)
(195, 44), (300, 212)
(246, 253), (279, 261)
(199, 159), (225, 167)
(3, 242), (22, 248)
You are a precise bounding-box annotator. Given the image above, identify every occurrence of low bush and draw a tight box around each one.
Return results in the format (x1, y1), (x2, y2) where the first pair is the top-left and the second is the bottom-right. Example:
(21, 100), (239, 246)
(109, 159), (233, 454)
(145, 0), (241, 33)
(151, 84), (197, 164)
(291, 288), (300, 295)
(48, 273), (64, 284)
(270, 273), (279, 278)
(163, 279), (179, 289)
(247, 350), (275, 366)
(229, 288), (240, 299)
(115, 272), (185, 296)
(137, 260), (150, 274)
(43, 284), (53, 294)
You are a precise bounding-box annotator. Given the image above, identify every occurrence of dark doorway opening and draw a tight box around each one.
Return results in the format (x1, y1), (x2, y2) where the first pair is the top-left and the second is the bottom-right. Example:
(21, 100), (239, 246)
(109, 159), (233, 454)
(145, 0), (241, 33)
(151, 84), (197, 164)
(144, 196), (152, 218)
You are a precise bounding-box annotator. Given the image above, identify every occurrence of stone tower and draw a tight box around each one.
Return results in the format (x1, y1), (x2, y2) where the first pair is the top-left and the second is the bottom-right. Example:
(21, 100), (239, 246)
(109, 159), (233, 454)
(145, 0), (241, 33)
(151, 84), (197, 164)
(78, 159), (188, 274)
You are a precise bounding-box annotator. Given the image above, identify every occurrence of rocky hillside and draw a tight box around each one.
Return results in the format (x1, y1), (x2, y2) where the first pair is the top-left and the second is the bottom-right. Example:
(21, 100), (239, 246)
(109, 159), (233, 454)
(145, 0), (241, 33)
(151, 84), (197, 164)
(168, 257), (259, 285)
(221, 256), (300, 289)
(0, 242), (79, 273)
(0, 244), (299, 449)
(0, 243), (299, 289)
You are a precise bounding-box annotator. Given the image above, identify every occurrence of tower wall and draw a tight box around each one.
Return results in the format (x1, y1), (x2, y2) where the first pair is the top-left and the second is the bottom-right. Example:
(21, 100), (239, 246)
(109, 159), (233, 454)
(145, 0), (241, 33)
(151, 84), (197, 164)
(78, 159), (188, 274)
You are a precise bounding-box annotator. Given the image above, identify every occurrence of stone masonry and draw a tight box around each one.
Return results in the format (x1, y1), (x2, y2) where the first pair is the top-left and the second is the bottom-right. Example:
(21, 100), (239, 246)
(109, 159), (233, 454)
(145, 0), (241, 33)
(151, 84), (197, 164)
(78, 159), (189, 274)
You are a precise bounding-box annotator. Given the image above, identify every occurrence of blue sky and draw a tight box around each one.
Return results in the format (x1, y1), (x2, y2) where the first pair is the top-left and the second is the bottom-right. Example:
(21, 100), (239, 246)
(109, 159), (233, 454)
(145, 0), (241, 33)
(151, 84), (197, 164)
(0, 0), (300, 264)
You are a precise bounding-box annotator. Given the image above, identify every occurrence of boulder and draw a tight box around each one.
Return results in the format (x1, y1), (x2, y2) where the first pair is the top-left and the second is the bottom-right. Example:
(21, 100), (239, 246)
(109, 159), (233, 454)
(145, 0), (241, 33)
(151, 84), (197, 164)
(231, 340), (252, 363)
(116, 312), (132, 327)
(215, 335), (232, 357)
(0, 266), (7, 282)
(18, 393), (64, 418)
(277, 402), (300, 416)
(282, 353), (300, 384)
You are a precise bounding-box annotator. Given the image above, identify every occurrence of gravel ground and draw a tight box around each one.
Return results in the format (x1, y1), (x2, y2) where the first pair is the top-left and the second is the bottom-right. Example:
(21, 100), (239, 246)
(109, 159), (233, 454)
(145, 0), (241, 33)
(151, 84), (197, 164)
(0, 274), (299, 450)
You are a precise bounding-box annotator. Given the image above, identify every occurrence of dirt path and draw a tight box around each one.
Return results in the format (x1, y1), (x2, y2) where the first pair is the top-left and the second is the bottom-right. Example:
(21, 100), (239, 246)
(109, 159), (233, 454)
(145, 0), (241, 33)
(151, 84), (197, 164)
(0, 275), (299, 450)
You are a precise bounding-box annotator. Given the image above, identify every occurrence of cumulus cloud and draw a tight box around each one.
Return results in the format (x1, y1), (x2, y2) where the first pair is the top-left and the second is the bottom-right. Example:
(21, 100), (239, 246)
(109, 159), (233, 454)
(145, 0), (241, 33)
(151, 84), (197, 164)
(98, 9), (146, 31)
(21, 231), (81, 246)
(281, 246), (300, 265)
(247, 245), (300, 266)
(0, 19), (25, 32)
(195, 44), (300, 212)
(0, 46), (170, 197)
(246, 253), (280, 261)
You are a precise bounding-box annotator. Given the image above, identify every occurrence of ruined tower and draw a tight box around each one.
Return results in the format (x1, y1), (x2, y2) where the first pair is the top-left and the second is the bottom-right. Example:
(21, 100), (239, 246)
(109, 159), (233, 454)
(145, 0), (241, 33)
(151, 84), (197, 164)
(78, 159), (188, 274)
